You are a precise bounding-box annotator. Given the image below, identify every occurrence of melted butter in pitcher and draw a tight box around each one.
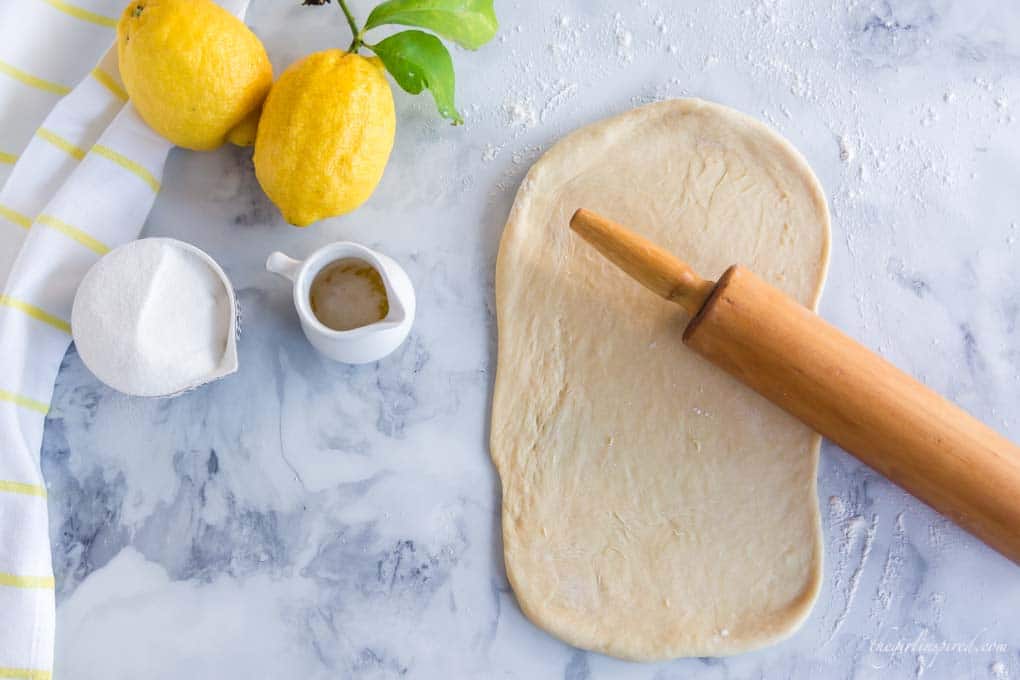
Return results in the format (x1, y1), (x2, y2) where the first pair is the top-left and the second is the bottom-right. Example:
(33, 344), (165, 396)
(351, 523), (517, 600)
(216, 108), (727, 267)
(309, 258), (389, 331)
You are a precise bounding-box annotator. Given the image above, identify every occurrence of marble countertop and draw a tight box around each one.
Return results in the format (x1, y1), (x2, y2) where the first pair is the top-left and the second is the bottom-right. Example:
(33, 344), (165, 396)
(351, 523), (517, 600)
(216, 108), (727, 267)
(42, 0), (1020, 677)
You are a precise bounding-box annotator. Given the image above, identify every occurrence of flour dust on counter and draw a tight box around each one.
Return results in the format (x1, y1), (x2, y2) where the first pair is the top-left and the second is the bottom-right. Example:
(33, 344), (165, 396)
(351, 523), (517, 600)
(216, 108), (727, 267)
(492, 98), (830, 660)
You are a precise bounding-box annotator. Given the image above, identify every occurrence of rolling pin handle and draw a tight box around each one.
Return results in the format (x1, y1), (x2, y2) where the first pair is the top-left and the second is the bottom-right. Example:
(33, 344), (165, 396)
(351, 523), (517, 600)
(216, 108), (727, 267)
(569, 209), (715, 316)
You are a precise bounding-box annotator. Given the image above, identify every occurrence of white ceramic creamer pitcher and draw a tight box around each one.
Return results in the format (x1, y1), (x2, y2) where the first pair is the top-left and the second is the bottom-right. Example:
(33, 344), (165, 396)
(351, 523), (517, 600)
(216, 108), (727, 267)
(266, 242), (415, 364)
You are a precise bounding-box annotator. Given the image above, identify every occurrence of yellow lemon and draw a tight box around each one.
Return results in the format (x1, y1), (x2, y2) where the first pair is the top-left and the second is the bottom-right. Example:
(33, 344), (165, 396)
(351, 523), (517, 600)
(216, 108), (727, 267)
(254, 50), (396, 227)
(117, 0), (272, 151)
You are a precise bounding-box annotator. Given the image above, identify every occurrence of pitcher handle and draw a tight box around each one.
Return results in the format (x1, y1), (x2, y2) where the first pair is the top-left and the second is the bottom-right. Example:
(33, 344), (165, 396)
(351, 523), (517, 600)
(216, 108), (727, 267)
(266, 251), (302, 282)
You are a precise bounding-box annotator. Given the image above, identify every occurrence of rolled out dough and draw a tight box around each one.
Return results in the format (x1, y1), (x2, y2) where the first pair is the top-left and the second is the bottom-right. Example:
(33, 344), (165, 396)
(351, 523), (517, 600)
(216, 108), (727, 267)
(491, 99), (830, 660)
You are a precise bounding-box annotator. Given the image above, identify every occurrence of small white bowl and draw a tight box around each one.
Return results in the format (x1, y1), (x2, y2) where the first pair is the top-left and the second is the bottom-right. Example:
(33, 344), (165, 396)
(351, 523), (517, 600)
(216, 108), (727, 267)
(72, 238), (238, 398)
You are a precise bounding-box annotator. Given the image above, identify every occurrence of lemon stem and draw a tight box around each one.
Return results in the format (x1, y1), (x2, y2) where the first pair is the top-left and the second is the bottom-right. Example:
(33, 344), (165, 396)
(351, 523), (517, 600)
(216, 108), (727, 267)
(336, 0), (362, 53)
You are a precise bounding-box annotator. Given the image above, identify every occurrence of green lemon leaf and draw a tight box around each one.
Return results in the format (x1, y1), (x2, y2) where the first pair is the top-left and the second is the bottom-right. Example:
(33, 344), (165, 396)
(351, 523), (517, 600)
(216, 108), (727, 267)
(365, 0), (498, 50)
(370, 30), (462, 124)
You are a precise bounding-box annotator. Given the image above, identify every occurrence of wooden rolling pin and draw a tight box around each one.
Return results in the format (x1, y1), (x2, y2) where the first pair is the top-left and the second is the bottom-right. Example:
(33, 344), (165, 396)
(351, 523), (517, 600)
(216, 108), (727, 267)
(570, 208), (1020, 565)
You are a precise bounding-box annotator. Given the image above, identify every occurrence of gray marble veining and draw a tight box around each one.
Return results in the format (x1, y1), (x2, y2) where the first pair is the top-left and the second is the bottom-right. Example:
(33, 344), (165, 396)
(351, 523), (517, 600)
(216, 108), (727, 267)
(41, 0), (1020, 677)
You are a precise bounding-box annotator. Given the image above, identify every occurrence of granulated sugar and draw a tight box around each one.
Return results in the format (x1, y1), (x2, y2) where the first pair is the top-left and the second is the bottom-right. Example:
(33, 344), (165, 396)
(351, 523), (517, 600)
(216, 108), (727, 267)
(71, 238), (238, 397)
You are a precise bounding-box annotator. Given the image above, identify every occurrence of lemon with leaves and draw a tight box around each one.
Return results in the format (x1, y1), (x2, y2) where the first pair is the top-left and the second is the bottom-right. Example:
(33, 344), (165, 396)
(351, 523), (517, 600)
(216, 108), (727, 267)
(254, 51), (396, 227)
(117, 0), (272, 151)
(255, 0), (498, 226)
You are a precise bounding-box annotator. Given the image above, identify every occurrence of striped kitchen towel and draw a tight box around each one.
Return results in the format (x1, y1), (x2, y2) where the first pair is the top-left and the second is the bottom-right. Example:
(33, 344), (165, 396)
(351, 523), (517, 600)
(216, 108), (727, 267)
(0, 1), (247, 677)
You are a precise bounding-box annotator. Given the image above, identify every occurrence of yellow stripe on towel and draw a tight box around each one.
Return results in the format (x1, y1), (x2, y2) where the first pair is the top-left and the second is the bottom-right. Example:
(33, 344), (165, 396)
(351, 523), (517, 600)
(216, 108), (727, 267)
(0, 296), (71, 334)
(90, 145), (160, 193)
(38, 0), (117, 27)
(36, 214), (110, 255)
(0, 204), (32, 230)
(0, 481), (47, 497)
(0, 61), (70, 96)
(90, 67), (128, 102)
(0, 390), (50, 415)
(36, 128), (86, 161)
(0, 667), (52, 680)
(0, 152), (17, 164)
(0, 573), (55, 589)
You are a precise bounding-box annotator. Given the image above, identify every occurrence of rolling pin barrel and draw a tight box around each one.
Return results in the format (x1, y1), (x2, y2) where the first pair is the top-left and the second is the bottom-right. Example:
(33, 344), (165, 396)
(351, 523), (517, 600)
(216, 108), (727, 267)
(684, 265), (1020, 564)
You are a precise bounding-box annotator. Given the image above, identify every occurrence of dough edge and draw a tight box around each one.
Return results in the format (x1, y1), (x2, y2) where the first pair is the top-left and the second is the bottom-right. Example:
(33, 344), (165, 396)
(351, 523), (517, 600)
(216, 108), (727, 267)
(491, 98), (831, 661)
